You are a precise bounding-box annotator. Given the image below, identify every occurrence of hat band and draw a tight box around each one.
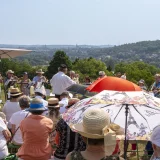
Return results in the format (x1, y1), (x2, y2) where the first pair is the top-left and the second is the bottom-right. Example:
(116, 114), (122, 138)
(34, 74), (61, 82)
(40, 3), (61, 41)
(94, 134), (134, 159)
(30, 103), (43, 109)
(83, 126), (102, 135)
(10, 92), (20, 94)
(48, 103), (59, 106)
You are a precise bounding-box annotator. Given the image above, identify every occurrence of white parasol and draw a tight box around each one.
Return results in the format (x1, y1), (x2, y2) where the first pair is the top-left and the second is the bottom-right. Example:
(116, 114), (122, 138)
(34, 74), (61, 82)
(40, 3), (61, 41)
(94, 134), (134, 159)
(63, 90), (160, 159)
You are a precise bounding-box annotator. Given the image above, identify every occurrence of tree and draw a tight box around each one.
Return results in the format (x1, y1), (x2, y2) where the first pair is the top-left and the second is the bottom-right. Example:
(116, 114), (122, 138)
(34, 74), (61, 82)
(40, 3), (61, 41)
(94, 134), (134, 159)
(72, 58), (112, 82)
(107, 65), (112, 72)
(115, 61), (160, 87)
(46, 50), (72, 79)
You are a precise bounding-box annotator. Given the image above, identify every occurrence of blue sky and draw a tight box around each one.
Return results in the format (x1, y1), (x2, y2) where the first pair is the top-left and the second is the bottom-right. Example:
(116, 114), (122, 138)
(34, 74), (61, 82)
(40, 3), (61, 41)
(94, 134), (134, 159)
(0, 0), (160, 45)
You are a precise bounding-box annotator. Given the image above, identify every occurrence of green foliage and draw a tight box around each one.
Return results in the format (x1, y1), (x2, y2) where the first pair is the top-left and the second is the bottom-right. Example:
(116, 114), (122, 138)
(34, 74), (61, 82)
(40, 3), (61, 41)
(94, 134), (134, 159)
(115, 61), (160, 87)
(7, 40), (160, 68)
(0, 59), (47, 80)
(1, 59), (33, 77)
(72, 57), (112, 82)
(46, 50), (72, 79)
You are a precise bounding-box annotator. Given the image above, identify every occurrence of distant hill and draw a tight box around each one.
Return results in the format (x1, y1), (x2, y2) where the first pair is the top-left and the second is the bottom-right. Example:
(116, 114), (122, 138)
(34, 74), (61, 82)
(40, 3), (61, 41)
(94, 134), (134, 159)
(1, 40), (160, 67)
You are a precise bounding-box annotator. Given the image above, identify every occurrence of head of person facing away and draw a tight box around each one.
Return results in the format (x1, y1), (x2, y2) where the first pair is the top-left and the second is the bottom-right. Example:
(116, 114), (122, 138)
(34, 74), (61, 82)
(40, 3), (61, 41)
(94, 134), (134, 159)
(27, 98), (47, 115)
(10, 87), (22, 102)
(47, 98), (60, 120)
(72, 108), (123, 156)
(34, 87), (46, 99)
(60, 91), (70, 100)
(59, 64), (68, 74)
(18, 95), (30, 110)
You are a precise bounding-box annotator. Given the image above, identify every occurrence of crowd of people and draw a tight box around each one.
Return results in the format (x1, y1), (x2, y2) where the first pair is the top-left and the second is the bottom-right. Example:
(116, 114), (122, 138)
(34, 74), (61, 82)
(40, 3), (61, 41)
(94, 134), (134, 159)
(0, 64), (160, 160)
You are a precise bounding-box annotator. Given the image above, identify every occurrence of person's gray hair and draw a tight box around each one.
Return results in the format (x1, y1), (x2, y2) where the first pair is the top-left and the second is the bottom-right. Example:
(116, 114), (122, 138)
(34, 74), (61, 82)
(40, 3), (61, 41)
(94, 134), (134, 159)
(18, 95), (30, 108)
(70, 70), (75, 74)
(99, 71), (105, 76)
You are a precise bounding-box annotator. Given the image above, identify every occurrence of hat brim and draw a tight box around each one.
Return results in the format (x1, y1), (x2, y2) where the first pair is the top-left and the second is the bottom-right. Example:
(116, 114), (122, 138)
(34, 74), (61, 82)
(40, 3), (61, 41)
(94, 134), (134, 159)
(72, 123), (104, 139)
(26, 107), (48, 112)
(48, 104), (60, 108)
(72, 123), (125, 140)
(10, 92), (23, 96)
(36, 71), (44, 74)
(7, 71), (14, 74)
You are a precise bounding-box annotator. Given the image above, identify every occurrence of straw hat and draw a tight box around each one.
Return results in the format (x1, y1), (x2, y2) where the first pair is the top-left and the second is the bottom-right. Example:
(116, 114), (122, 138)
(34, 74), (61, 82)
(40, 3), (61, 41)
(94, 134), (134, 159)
(47, 98), (60, 108)
(73, 108), (111, 139)
(27, 98), (47, 111)
(10, 88), (22, 96)
(6, 70), (14, 75)
(36, 69), (44, 74)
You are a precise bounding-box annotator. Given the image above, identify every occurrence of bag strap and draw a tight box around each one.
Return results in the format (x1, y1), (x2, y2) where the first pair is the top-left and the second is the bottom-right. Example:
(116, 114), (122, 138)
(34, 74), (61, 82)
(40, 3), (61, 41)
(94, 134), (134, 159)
(10, 112), (29, 142)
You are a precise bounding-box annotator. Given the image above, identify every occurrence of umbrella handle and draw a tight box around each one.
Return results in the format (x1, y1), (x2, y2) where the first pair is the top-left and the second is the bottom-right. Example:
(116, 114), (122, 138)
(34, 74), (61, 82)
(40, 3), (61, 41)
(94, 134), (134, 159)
(124, 104), (129, 160)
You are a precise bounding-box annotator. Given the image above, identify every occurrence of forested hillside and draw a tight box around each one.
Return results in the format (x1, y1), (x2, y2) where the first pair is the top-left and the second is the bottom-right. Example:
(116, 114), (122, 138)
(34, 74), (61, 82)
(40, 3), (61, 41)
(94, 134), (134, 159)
(1, 40), (160, 67)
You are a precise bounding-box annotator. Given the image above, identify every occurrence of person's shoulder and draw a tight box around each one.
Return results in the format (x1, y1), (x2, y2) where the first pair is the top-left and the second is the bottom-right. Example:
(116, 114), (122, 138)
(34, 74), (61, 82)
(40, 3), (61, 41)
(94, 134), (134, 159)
(11, 110), (21, 117)
(43, 116), (53, 123)
(4, 101), (12, 107)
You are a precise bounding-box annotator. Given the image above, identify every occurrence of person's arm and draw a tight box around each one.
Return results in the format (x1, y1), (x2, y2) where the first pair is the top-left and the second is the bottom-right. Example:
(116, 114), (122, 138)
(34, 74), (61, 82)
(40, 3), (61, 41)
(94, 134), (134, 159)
(65, 75), (76, 86)
(9, 114), (17, 134)
(65, 152), (72, 160)
(0, 118), (11, 141)
(11, 124), (16, 134)
(2, 129), (11, 141)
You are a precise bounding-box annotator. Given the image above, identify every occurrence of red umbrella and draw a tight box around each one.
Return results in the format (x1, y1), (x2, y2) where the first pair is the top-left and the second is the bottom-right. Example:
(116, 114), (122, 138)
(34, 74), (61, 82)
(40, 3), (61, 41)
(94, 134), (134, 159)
(86, 76), (141, 92)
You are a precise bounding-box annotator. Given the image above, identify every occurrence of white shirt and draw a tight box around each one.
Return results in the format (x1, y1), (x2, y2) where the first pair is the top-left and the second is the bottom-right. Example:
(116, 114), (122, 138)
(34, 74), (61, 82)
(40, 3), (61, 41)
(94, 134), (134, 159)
(9, 110), (29, 144)
(59, 98), (69, 114)
(50, 71), (76, 95)
(2, 101), (21, 128)
(0, 118), (8, 159)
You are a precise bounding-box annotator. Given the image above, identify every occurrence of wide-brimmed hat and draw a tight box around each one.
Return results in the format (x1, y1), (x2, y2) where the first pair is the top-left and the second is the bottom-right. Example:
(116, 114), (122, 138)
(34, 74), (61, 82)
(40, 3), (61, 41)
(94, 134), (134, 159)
(6, 70), (14, 75)
(73, 108), (111, 139)
(10, 88), (22, 96)
(72, 108), (123, 140)
(36, 69), (44, 74)
(27, 98), (47, 111)
(48, 98), (60, 108)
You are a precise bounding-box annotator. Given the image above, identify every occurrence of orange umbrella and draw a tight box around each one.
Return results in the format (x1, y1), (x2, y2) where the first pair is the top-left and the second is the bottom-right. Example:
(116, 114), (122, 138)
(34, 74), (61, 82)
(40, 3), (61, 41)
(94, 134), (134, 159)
(86, 76), (141, 92)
